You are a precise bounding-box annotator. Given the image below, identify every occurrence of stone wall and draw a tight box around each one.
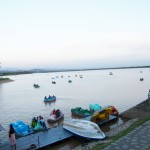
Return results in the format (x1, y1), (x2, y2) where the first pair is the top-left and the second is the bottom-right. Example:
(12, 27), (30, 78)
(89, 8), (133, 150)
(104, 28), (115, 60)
(120, 98), (150, 119)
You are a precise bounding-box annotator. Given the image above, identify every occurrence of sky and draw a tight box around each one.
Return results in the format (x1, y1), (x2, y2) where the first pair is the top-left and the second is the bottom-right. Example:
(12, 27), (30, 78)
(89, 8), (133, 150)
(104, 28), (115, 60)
(0, 0), (150, 70)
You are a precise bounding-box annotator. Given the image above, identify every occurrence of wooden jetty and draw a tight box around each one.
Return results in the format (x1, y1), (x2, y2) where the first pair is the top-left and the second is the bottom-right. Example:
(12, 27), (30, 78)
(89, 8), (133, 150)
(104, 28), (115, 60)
(0, 125), (73, 150)
(0, 114), (118, 150)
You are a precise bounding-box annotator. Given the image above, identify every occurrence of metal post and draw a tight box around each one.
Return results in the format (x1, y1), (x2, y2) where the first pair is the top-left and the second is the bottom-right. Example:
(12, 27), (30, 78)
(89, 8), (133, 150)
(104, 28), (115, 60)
(38, 136), (40, 148)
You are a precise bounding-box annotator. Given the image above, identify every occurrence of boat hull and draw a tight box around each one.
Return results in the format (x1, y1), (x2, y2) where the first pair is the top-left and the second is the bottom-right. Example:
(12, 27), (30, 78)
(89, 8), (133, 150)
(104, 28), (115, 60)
(63, 119), (105, 140)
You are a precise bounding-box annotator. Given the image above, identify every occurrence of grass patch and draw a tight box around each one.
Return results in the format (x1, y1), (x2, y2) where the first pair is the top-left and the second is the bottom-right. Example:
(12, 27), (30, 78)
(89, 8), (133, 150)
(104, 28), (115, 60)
(90, 116), (150, 150)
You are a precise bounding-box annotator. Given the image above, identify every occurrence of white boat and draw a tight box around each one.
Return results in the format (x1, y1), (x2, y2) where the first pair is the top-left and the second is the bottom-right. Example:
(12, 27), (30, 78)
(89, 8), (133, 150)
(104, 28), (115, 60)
(63, 119), (105, 140)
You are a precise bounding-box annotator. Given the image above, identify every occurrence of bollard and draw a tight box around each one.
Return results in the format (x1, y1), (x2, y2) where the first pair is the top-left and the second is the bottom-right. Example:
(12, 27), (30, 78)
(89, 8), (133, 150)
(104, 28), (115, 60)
(38, 136), (40, 148)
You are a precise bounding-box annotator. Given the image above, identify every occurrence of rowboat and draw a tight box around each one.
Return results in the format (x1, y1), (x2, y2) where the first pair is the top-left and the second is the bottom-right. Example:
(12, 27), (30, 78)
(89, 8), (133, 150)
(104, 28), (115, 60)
(63, 119), (105, 140)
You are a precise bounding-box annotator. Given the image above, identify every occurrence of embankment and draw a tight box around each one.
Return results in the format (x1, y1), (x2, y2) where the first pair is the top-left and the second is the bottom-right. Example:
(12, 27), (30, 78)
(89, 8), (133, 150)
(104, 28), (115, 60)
(120, 98), (150, 119)
(73, 98), (150, 150)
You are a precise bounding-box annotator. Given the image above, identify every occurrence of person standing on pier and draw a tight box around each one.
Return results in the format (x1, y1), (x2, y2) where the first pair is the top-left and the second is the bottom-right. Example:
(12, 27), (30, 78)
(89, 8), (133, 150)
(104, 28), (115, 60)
(9, 124), (16, 150)
(148, 90), (150, 98)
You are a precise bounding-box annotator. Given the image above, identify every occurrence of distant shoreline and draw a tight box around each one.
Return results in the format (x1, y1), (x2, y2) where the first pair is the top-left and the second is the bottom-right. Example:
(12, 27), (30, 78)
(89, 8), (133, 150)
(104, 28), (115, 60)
(1, 65), (150, 76)
(0, 65), (149, 83)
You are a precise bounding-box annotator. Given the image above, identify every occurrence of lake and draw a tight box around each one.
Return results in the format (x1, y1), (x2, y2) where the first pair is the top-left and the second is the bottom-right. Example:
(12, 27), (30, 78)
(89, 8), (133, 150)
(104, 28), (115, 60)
(0, 68), (150, 148)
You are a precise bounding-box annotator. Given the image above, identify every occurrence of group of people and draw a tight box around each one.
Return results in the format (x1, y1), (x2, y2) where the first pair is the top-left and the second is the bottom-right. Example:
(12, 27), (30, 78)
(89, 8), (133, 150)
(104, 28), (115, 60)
(44, 95), (54, 100)
(8, 115), (47, 150)
(31, 115), (47, 131)
(49, 109), (62, 120)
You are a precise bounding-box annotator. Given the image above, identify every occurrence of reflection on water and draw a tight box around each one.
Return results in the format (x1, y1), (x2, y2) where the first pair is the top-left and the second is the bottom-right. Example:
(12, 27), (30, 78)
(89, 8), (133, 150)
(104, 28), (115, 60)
(47, 117), (127, 150)
(0, 68), (150, 148)
(46, 137), (83, 150)
(100, 117), (128, 133)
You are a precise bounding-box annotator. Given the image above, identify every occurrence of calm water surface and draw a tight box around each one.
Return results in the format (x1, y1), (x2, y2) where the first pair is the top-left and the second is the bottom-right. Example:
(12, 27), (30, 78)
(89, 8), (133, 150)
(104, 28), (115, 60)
(0, 68), (150, 148)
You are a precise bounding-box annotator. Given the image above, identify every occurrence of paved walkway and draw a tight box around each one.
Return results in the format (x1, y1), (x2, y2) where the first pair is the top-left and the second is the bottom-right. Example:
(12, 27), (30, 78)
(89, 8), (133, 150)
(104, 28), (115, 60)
(103, 120), (150, 150)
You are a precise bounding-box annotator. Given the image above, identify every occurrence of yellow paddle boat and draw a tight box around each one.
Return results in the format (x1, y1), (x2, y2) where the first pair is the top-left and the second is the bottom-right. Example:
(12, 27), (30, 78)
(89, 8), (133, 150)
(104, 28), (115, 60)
(90, 105), (119, 124)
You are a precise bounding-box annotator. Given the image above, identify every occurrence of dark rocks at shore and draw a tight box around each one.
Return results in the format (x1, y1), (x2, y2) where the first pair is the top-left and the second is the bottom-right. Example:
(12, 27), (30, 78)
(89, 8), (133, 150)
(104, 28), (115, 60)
(120, 98), (150, 119)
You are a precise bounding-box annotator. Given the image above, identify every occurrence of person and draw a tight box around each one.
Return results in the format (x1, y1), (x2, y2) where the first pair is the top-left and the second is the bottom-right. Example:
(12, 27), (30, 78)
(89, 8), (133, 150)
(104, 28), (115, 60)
(49, 109), (56, 121)
(40, 117), (48, 131)
(50, 109), (56, 116)
(44, 96), (47, 100)
(48, 95), (51, 99)
(9, 124), (16, 150)
(148, 90), (150, 98)
(56, 109), (61, 118)
(31, 117), (37, 128)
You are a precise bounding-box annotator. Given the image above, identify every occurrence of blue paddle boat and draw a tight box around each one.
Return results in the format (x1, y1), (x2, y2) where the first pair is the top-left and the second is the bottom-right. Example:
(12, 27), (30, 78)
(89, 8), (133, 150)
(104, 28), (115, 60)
(44, 95), (56, 102)
(11, 121), (33, 138)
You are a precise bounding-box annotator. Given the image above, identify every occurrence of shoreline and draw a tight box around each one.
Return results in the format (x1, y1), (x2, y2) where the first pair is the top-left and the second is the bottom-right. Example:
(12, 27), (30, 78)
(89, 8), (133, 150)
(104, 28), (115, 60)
(0, 78), (13, 84)
(1, 65), (150, 76)
(73, 98), (150, 150)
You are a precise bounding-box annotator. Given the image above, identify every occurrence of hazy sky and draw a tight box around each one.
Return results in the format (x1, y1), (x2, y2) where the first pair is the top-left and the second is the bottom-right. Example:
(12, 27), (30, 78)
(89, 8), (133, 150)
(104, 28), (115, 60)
(0, 0), (150, 69)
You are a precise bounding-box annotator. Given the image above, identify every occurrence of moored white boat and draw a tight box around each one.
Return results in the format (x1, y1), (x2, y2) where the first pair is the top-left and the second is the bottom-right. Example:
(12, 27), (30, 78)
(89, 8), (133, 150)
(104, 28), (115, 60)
(63, 119), (105, 140)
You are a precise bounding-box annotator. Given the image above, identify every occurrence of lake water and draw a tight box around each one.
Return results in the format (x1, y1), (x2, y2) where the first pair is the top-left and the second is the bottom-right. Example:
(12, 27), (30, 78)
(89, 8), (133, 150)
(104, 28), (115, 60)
(0, 68), (150, 148)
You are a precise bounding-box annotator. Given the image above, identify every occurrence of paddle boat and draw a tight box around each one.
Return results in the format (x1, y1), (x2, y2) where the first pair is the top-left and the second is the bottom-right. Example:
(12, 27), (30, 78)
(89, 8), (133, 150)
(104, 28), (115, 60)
(31, 116), (47, 132)
(33, 84), (40, 88)
(44, 95), (56, 102)
(68, 80), (72, 83)
(71, 107), (92, 117)
(140, 78), (144, 81)
(47, 109), (64, 123)
(90, 105), (119, 125)
(89, 104), (102, 113)
(79, 75), (83, 78)
(63, 119), (105, 140)
(11, 121), (33, 138)
(52, 81), (56, 84)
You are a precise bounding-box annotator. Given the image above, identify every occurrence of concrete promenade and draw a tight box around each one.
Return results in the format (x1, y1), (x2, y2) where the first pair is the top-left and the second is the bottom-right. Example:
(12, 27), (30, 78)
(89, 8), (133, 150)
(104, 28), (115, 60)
(103, 120), (150, 150)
